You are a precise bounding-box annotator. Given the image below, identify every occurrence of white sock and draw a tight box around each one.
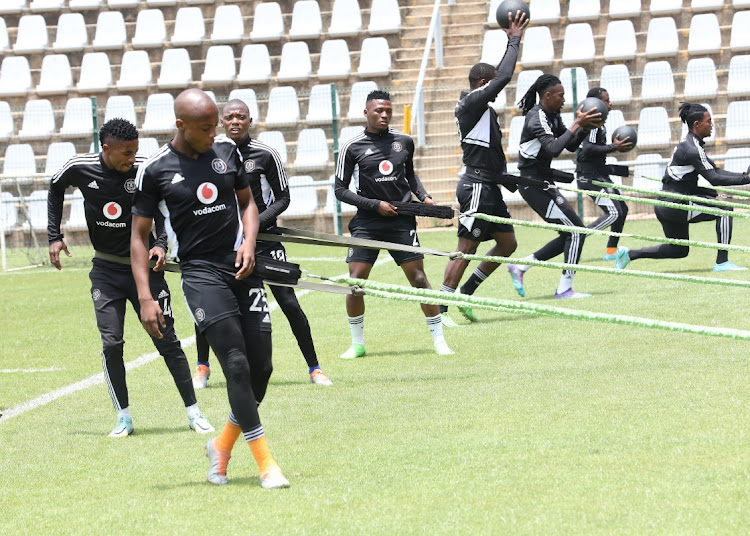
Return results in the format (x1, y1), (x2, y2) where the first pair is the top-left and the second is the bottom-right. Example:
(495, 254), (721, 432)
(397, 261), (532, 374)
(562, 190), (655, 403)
(348, 314), (365, 346)
(557, 273), (573, 294)
(117, 407), (131, 418)
(186, 403), (200, 418)
(426, 315), (445, 344)
(519, 254), (537, 272)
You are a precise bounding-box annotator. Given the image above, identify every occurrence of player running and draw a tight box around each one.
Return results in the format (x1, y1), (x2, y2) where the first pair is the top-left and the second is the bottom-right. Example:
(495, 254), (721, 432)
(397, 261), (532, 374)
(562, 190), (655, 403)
(335, 90), (453, 358)
(131, 89), (289, 489)
(47, 118), (213, 438)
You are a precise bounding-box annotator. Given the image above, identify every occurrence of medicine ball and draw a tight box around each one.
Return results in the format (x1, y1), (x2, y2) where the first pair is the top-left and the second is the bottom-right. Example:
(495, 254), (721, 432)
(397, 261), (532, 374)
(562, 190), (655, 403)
(612, 125), (637, 149)
(579, 97), (608, 126)
(496, 0), (530, 29)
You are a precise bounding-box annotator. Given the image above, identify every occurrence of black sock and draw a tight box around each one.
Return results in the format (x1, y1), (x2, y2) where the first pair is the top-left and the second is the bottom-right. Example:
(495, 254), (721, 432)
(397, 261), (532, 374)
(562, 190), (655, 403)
(439, 284), (455, 313)
(459, 268), (488, 296)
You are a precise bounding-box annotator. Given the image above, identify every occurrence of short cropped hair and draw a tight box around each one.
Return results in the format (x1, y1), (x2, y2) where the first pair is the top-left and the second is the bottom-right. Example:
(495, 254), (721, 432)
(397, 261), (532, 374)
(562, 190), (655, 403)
(366, 90), (391, 102)
(99, 118), (139, 148)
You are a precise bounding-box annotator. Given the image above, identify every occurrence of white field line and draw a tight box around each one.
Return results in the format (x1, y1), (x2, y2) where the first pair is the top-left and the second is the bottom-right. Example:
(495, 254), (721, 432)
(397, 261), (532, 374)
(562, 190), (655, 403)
(0, 258), (391, 423)
(0, 367), (64, 373)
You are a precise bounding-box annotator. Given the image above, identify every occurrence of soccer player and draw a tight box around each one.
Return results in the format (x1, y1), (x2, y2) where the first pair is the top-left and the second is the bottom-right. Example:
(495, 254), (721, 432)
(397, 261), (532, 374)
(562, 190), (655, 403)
(47, 118), (213, 438)
(505, 73), (601, 299)
(191, 99), (332, 388)
(575, 87), (633, 261)
(335, 90), (453, 358)
(614, 102), (750, 272)
(439, 11), (527, 327)
(131, 89), (289, 489)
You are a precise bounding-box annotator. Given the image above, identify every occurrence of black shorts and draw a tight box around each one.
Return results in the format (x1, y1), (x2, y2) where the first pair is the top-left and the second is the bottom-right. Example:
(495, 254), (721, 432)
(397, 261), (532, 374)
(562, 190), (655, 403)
(345, 224), (423, 266)
(180, 258), (272, 333)
(256, 240), (287, 262)
(456, 178), (513, 241)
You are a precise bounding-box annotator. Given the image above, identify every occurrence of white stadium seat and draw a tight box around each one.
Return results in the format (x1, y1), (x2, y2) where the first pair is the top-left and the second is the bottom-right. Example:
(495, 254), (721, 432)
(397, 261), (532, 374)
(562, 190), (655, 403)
(107, 0), (139, 7)
(633, 154), (666, 191)
(723, 148), (750, 173)
(0, 101), (13, 140)
(559, 67), (589, 109)
(567, 0), (600, 21)
(599, 64), (632, 105)
(645, 17), (678, 58)
(141, 93), (176, 134)
(529, 0), (561, 23)
(44, 142), (76, 175)
(318, 39), (351, 80)
(691, 0), (723, 10)
(250, 2), (284, 42)
(265, 86), (300, 128)
(32, 0), (66, 15)
(146, 0), (175, 5)
(358, 37), (391, 77)
(480, 30), (508, 65)
(36, 55), (73, 96)
(725, 101), (750, 144)
(514, 69), (543, 105)
(506, 116), (525, 157)
(649, 0), (681, 14)
(641, 61), (675, 104)
(688, 14), (721, 55)
(324, 180), (356, 214)
(290, 1), (323, 40)
(0, 19), (8, 55)
(117, 50), (152, 91)
(487, 0), (501, 27)
(277, 42), (312, 82)
(329, 0), (363, 37)
(104, 95), (137, 124)
(490, 88), (507, 111)
(285, 176), (318, 216)
(60, 98), (94, 138)
(735, 0), (750, 7)
(683, 58), (718, 101)
(730, 11), (750, 52)
(69, 0), (102, 9)
(1, 191), (18, 231)
(603, 20), (637, 61)
(339, 126), (362, 145)
(23, 190), (48, 230)
(0, 56), (32, 97)
(679, 103), (715, 145)
(294, 129), (329, 171)
(53, 13), (88, 52)
(257, 131), (288, 165)
(14, 15), (48, 54)
(0, 1), (27, 15)
(368, 0), (402, 35)
(637, 107), (671, 149)
(210, 5), (244, 44)
(727, 55), (750, 97)
(77, 52), (111, 92)
(562, 24), (595, 64)
(201, 46), (236, 85)
(3, 144), (36, 178)
(19, 99), (55, 141)
(604, 110), (626, 144)
(132, 9), (167, 48)
(347, 81), (378, 121)
(65, 189), (86, 230)
(306, 84), (341, 125)
(92, 11), (126, 51)
(171, 7), (205, 46)
(608, 0), (642, 18)
(137, 138), (160, 158)
(157, 49), (193, 89)
(520, 26), (554, 67)
(227, 88), (260, 122)
(237, 45), (272, 85)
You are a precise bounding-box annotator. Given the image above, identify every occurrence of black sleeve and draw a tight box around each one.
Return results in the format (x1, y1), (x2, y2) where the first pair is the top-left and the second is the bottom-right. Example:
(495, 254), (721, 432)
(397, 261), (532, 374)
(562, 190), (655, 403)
(152, 210), (168, 251)
(258, 149), (291, 229)
(528, 110), (578, 158)
(687, 144), (750, 187)
(47, 179), (66, 244)
(132, 165), (161, 219)
(233, 148), (249, 191)
(334, 144), (380, 212)
(578, 128), (615, 160)
(404, 138), (429, 201)
(462, 36), (521, 108)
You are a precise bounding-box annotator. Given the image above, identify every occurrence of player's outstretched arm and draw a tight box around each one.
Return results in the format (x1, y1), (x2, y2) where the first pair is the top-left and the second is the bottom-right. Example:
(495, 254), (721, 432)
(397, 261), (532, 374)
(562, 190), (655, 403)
(235, 186), (258, 280)
(131, 213), (165, 338)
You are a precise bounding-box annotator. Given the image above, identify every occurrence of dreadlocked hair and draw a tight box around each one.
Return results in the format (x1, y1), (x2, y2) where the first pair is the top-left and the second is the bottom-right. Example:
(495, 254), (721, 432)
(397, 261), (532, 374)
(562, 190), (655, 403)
(517, 74), (561, 115)
(678, 102), (708, 130)
(587, 87), (607, 99)
(468, 63), (496, 89)
(99, 118), (139, 148)
(366, 90), (391, 102)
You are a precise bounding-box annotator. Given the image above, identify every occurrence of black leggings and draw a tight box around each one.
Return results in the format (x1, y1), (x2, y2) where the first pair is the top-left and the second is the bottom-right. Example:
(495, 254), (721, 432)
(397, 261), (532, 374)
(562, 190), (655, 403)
(578, 176), (629, 249)
(202, 316), (273, 433)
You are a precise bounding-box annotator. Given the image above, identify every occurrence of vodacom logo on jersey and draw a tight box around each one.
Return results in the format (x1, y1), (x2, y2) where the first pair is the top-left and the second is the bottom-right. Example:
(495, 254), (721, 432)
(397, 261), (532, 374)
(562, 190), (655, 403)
(103, 202), (122, 220)
(378, 160), (394, 176)
(196, 182), (219, 204)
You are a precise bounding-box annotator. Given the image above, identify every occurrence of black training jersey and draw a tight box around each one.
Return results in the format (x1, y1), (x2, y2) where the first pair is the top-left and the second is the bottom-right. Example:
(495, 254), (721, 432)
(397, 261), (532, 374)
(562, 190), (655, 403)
(518, 104), (586, 172)
(576, 126), (615, 174)
(663, 132), (750, 193)
(334, 127), (429, 229)
(455, 35), (520, 182)
(221, 134), (290, 232)
(132, 141), (248, 261)
(47, 153), (165, 258)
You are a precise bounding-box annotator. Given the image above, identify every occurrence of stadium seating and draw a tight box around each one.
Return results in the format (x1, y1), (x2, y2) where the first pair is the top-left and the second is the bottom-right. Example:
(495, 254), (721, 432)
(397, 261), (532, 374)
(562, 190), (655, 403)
(480, 30), (508, 65)
(567, 0), (600, 21)
(725, 101), (750, 144)
(132, 9), (167, 48)
(0, 19), (8, 54)
(65, 189), (87, 230)
(145, 0), (174, 6)
(514, 69), (543, 104)
(265, 86), (301, 127)
(608, 0), (642, 18)
(108, 0), (139, 8)
(734, 0), (750, 6)
(3, 144), (37, 178)
(490, 88), (507, 111)
(210, 5), (244, 44)
(641, 61), (675, 103)
(44, 142), (76, 175)
(599, 64), (632, 104)
(730, 11), (750, 52)
(250, 2), (284, 42)
(0, 57), (32, 97)
(562, 24), (595, 64)
(69, 0), (103, 8)
(329, 0), (363, 37)
(528, 0), (561, 23)
(324, 181), (357, 214)
(201, 46), (236, 85)
(104, 95), (137, 124)
(637, 107), (672, 149)
(116, 51), (152, 90)
(14, 15), (48, 54)
(723, 148), (750, 173)
(486, 0), (502, 26)
(306, 84), (340, 125)
(77, 53), (112, 93)
(277, 42), (313, 82)
(649, 0), (682, 14)
(60, 98), (94, 138)
(227, 88), (260, 122)
(691, 0), (723, 10)
(603, 20), (637, 61)
(237, 45), (272, 84)
(289, 1), (323, 40)
(141, 93), (176, 134)
(347, 81), (378, 121)
(688, 14), (721, 55)
(559, 67), (589, 109)
(157, 48), (193, 89)
(633, 153), (667, 191)
(22, 190), (48, 230)
(357, 37), (391, 76)
(36, 55), (73, 95)
(604, 110), (626, 143)
(285, 176), (318, 216)
(0, 101), (14, 140)
(368, 0), (402, 35)
(294, 129), (330, 171)
(0, 192), (18, 231)
(19, 99), (55, 141)
(0, 0), (27, 15)
(338, 125), (362, 145)
(506, 116), (525, 157)
(257, 130), (288, 165)
(52, 13), (88, 52)
(137, 138), (160, 158)
(92, 11), (127, 50)
(645, 17), (678, 58)
(727, 55), (750, 97)
(683, 58), (718, 101)
(318, 39), (352, 80)
(171, 7), (205, 46)
(520, 26), (554, 67)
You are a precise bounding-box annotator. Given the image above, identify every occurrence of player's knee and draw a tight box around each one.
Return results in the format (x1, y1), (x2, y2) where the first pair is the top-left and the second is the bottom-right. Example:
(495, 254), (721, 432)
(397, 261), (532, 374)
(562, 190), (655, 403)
(410, 271), (429, 288)
(223, 349), (251, 384)
(101, 342), (124, 361)
(620, 203), (629, 218)
(501, 236), (518, 256)
(671, 246), (690, 258)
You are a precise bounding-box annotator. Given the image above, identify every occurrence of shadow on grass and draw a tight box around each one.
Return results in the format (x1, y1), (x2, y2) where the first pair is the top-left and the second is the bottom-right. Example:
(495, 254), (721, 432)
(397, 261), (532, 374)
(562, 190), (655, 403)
(151, 475), (261, 491)
(75, 426), (187, 437)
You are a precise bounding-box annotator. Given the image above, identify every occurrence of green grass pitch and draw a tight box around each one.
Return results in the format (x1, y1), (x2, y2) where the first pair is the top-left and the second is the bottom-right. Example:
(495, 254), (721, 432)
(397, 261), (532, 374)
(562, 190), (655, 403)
(2, 220), (750, 534)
